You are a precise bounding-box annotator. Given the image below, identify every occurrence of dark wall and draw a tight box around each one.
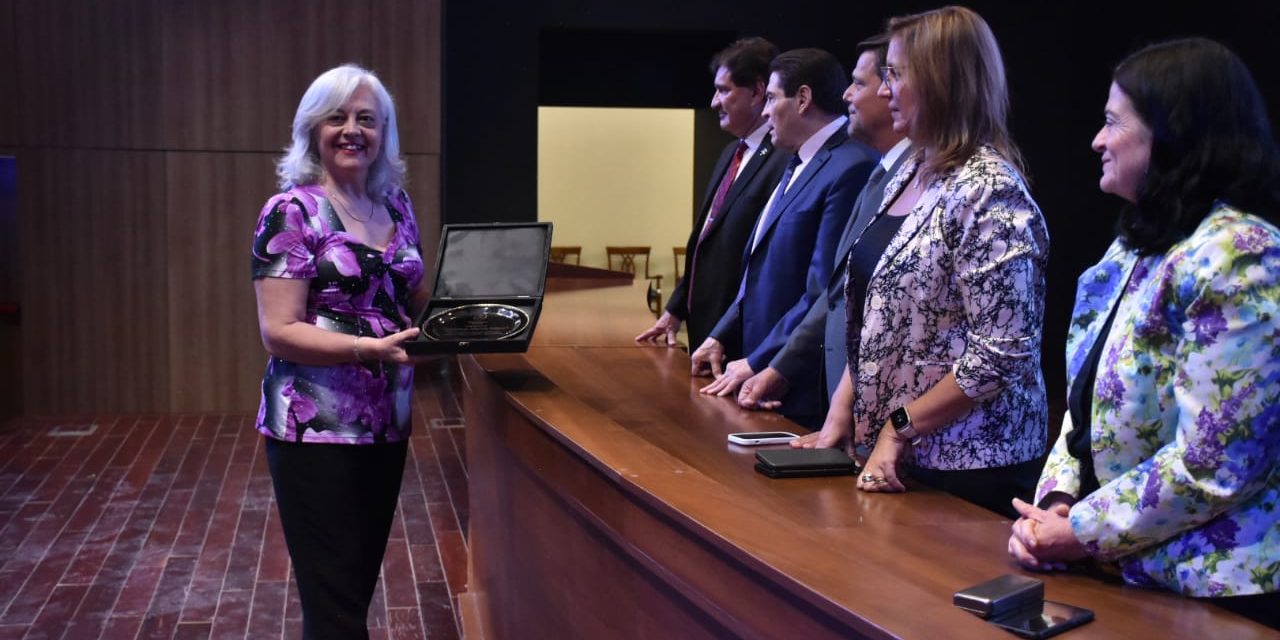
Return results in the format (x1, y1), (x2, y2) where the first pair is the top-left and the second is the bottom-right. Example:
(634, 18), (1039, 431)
(444, 0), (1280, 409)
(0, 157), (17, 422)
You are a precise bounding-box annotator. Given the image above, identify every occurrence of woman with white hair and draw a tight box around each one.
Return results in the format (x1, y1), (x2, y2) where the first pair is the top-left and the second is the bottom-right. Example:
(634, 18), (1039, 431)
(251, 63), (426, 639)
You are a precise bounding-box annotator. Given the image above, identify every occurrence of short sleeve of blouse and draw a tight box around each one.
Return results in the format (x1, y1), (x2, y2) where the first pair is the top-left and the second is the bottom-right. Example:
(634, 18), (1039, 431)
(251, 193), (319, 280)
(389, 189), (419, 236)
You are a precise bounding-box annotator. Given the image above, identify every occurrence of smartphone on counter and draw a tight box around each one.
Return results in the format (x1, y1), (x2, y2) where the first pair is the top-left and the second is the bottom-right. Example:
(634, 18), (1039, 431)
(728, 431), (799, 446)
(990, 601), (1094, 639)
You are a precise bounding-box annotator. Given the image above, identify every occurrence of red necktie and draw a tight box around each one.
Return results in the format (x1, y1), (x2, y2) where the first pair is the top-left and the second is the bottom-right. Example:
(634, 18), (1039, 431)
(699, 141), (749, 243)
(688, 141), (749, 310)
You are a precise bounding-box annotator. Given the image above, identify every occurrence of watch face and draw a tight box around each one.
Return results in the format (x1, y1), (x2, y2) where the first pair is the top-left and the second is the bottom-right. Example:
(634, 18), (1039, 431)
(890, 407), (910, 429)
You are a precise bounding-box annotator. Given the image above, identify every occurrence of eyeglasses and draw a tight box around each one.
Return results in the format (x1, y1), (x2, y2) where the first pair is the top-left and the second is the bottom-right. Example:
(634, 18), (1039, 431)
(879, 65), (903, 85)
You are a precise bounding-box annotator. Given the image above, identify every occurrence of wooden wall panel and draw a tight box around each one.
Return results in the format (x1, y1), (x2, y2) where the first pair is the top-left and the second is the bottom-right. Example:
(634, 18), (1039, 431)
(160, 0), (374, 152)
(20, 149), (170, 414)
(10, 0), (441, 415)
(13, 0), (164, 149)
(165, 152), (277, 412)
(373, 0), (443, 154)
(404, 153), (442, 271)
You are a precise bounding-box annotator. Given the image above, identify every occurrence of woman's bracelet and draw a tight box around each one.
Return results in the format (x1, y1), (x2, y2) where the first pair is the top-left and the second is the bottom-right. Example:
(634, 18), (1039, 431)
(353, 336), (365, 362)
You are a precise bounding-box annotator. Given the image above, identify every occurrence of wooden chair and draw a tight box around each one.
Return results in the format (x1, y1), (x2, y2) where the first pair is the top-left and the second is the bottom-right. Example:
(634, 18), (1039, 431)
(549, 246), (581, 265)
(606, 246), (663, 315)
(673, 247), (687, 280)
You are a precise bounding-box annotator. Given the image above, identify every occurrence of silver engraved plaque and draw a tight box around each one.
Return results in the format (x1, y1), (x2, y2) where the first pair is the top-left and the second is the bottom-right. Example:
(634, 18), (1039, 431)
(422, 303), (529, 341)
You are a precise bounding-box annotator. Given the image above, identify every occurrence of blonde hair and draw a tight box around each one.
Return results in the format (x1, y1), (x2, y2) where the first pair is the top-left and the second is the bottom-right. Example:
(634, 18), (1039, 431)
(887, 6), (1025, 180)
(276, 64), (407, 198)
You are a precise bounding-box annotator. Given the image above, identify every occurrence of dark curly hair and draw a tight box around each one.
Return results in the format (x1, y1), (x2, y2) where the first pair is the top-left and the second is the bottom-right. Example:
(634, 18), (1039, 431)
(1112, 38), (1280, 254)
(710, 37), (778, 89)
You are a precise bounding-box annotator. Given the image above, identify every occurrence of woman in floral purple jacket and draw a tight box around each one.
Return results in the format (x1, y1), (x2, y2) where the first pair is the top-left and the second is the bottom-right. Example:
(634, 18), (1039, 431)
(251, 64), (426, 639)
(1009, 39), (1280, 628)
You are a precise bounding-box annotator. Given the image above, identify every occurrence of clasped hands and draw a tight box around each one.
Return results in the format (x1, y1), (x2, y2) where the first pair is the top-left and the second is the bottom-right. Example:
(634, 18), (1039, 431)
(1007, 496), (1089, 571)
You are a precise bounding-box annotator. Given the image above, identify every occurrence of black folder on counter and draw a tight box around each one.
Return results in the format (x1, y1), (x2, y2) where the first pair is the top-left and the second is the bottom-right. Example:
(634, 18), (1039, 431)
(754, 448), (859, 478)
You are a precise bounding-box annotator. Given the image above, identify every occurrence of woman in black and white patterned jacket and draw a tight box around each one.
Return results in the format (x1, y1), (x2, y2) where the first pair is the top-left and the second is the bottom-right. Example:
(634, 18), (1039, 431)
(793, 6), (1049, 518)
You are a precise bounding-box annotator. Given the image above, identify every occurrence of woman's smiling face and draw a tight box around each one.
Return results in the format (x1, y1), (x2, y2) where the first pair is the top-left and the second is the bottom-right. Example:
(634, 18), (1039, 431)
(1091, 82), (1152, 203)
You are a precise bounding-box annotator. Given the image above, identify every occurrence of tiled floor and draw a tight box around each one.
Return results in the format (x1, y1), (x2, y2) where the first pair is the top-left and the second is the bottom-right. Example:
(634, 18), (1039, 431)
(0, 360), (469, 640)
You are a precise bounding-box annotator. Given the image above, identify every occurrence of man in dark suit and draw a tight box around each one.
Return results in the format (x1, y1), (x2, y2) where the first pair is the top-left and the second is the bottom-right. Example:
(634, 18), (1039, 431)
(636, 37), (791, 350)
(736, 35), (911, 416)
(692, 48), (876, 426)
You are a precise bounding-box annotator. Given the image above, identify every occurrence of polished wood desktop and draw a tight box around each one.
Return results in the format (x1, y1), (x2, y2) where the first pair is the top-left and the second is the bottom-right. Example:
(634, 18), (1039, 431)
(458, 278), (1271, 639)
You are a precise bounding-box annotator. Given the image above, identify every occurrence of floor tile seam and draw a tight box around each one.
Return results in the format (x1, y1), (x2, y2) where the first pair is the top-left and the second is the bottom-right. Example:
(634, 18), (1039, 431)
(0, 515), (97, 623)
(0, 427), (61, 470)
(42, 471), (134, 591)
(102, 417), (157, 471)
(170, 424), (241, 552)
(207, 587), (253, 637)
(424, 438), (464, 536)
(26, 583), (92, 637)
(214, 431), (261, 597)
(0, 437), (61, 503)
(4, 524), (94, 599)
(122, 484), (202, 615)
(6, 441), (89, 516)
(42, 419), (135, 541)
(67, 422), (186, 623)
(189, 427), (254, 577)
(131, 424), (209, 556)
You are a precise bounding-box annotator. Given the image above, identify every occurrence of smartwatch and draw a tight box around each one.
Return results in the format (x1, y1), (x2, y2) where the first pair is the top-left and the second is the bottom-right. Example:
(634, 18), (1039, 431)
(890, 406), (922, 445)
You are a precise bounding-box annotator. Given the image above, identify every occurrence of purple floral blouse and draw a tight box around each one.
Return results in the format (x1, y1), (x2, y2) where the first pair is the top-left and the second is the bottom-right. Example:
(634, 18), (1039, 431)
(251, 184), (424, 444)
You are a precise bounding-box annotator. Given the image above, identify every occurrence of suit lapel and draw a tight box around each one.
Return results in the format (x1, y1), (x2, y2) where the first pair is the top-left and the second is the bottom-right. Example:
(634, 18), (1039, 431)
(751, 129), (845, 255)
(692, 141), (740, 231)
(702, 138), (775, 243)
(721, 137), (774, 212)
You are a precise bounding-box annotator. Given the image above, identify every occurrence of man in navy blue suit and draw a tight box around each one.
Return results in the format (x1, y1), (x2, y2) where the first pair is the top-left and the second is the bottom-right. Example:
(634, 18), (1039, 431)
(737, 35), (912, 417)
(692, 48), (876, 426)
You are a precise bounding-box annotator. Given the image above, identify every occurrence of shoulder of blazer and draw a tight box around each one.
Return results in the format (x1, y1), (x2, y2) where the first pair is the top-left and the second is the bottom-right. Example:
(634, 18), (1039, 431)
(820, 125), (849, 150)
(830, 137), (877, 167)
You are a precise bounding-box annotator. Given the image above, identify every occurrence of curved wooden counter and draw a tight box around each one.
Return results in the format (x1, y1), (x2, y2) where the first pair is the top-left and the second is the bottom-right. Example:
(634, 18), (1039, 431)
(458, 278), (1271, 639)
